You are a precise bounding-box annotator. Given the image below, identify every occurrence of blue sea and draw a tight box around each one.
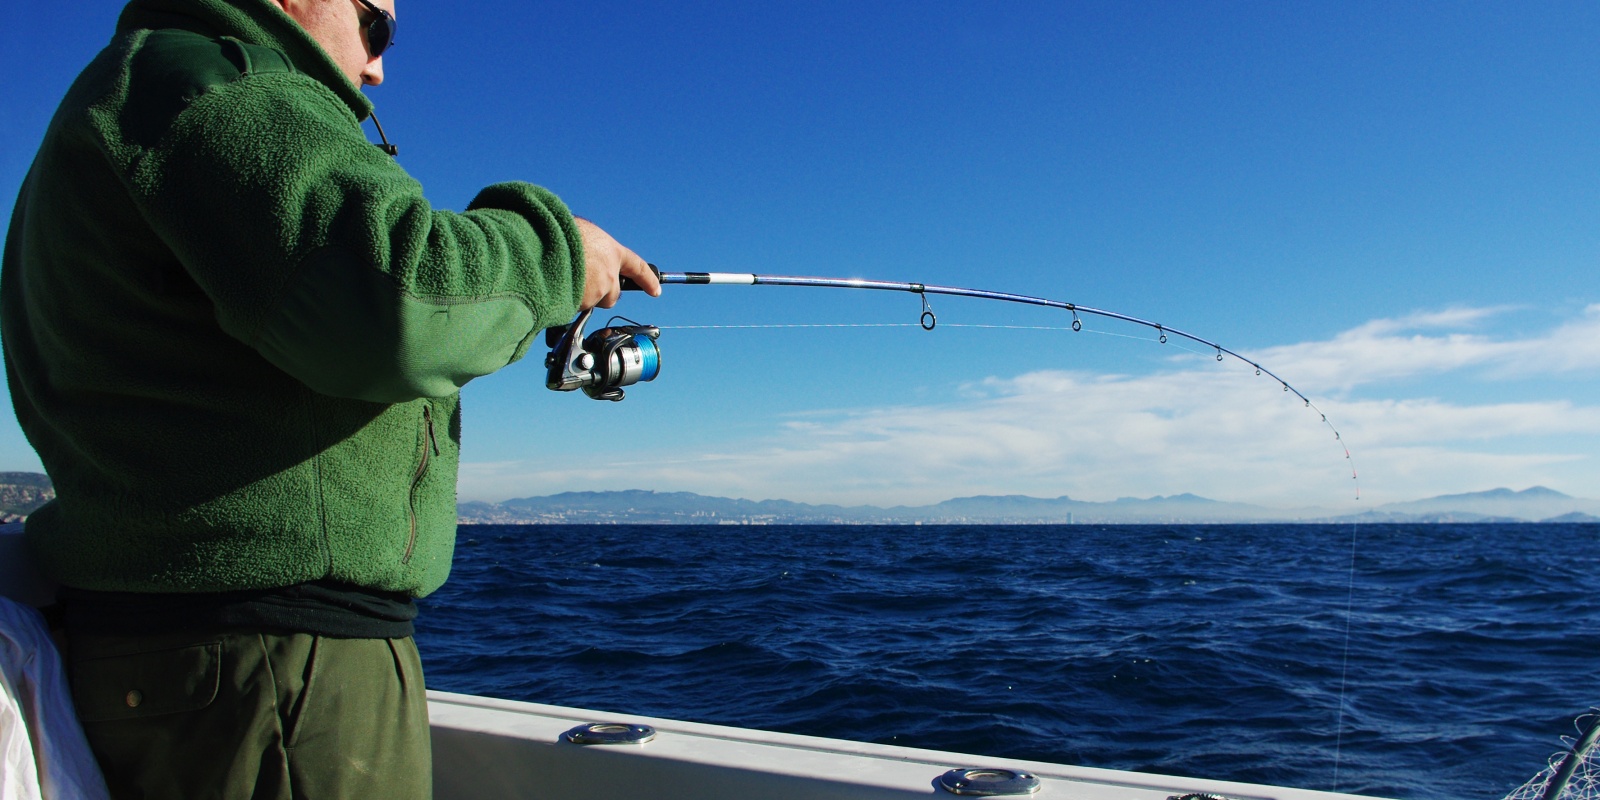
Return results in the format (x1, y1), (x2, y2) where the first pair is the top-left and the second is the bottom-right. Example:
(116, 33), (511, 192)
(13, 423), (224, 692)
(415, 523), (1600, 800)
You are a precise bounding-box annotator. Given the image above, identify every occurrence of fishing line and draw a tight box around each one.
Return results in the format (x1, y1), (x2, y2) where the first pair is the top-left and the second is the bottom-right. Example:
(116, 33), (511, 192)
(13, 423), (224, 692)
(671, 320), (1179, 335)
(571, 266), (1367, 782)
(608, 267), (1360, 499)
(1333, 519), (1359, 792)
(667, 322), (1241, 358)
(664, 322), (926, 329)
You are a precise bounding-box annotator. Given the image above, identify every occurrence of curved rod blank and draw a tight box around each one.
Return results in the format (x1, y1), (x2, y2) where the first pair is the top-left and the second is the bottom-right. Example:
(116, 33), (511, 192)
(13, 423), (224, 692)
(630, 268), (1359, 495)
(664, 271), (1308, 402)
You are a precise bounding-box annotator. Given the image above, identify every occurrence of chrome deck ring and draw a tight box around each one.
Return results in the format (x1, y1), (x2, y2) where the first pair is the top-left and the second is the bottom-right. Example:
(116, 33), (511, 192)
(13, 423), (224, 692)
(937, 767), (1041, 796)
(562, 722), (657, 745)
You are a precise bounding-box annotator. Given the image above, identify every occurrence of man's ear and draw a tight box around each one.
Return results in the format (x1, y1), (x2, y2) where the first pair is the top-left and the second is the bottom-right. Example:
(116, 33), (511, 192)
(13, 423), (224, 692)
(271, 0), (313, 26)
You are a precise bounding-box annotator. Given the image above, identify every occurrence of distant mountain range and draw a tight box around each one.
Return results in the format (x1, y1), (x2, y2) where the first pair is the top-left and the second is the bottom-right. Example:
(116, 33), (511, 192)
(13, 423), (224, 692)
(459, 486), (1600, 525)
(1, 472), (1593, 525)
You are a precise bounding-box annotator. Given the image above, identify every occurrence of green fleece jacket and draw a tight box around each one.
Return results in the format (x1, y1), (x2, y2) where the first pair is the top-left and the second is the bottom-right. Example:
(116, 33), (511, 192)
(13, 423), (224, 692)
(1, 0), (584, 596)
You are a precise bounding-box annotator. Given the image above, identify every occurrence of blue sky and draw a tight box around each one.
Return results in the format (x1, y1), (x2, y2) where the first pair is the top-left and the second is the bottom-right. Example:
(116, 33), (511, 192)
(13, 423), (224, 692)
(3, 1), (1597, 509)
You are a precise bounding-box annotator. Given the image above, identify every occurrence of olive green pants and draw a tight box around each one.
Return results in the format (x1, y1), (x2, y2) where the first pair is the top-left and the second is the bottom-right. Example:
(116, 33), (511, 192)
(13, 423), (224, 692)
(66, 630), (431, 800)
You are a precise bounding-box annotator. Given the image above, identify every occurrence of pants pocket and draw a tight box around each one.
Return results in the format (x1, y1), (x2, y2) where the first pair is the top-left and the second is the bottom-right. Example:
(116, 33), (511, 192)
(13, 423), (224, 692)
(70, 642), (221, 722)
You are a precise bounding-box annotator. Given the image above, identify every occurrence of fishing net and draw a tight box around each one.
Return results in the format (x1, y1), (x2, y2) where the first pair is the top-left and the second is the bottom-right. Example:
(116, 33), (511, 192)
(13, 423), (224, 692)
(1503, 710), (1600, 800)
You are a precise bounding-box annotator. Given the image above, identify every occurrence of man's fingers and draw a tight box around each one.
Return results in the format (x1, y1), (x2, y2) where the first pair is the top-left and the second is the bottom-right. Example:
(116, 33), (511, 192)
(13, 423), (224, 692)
(573, 216), (657, 308)
(618, 252), (661, 296)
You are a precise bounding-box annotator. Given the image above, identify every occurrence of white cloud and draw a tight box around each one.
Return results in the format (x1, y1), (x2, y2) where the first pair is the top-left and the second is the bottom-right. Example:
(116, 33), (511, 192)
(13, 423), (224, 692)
(460, 305), (1600, 509)
(1347, 306), (1513, 337)
(1252, 303), (1600, 390)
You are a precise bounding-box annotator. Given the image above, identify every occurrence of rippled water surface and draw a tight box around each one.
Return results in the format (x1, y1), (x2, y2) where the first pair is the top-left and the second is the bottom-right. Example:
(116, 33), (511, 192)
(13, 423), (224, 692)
(415, 523), (1600, 800)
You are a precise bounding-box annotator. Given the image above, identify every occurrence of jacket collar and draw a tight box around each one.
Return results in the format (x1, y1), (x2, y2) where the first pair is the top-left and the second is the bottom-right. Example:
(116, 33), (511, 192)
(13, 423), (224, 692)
(116, 0), (375, 120)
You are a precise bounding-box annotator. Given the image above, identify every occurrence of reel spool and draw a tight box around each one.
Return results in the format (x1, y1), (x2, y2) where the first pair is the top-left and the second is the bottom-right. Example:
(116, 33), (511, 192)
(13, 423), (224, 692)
(544, 309), (661, 401)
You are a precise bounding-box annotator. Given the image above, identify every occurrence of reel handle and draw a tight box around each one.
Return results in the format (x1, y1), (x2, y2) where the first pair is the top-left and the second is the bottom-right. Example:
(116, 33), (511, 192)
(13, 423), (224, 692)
(619, 263), (663, 293)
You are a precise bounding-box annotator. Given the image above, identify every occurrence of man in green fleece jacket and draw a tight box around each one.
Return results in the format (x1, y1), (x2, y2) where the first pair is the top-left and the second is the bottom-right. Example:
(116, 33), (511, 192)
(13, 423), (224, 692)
(1, 0), (660, 795)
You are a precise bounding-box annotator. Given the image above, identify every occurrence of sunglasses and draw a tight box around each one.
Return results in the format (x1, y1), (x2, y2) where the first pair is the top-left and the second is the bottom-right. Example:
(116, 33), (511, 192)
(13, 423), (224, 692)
(352, 0), (396, 58)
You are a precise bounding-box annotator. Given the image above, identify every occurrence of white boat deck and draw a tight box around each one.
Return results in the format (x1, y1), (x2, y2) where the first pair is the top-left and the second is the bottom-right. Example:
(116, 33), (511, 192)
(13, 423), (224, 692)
(429, 689), (1388, 799)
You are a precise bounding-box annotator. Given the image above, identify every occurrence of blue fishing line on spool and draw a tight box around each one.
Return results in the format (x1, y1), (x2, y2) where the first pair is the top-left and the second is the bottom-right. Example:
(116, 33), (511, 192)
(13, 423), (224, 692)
(636, 336), (661, 382)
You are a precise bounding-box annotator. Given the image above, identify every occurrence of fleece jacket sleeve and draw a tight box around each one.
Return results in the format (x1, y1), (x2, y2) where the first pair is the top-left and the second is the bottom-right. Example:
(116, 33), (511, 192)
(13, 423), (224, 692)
(124, 68), (584, 403)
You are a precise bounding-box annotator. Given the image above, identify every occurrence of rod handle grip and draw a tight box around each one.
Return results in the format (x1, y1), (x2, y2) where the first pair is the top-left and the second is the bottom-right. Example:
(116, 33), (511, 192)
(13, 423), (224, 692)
(620, 263), (662, 292)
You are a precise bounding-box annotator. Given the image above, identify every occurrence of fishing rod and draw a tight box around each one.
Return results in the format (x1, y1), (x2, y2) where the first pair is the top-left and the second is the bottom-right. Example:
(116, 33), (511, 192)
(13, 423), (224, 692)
(544, 265), (1358, 490)
(547, 263), (1366, 783)
(1539, 711), (1600, 800)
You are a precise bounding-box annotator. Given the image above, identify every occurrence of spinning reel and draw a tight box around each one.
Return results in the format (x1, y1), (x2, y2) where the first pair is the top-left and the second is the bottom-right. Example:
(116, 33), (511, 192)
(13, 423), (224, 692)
(544, 308), (661, 401)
